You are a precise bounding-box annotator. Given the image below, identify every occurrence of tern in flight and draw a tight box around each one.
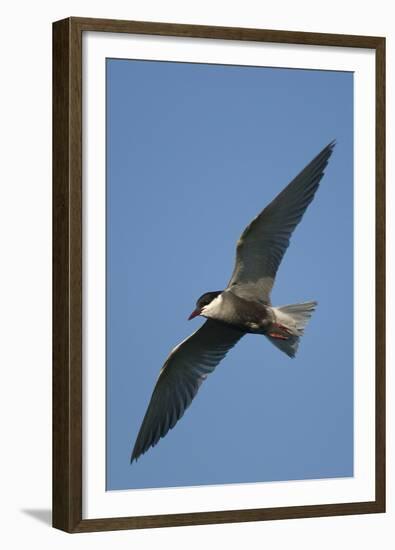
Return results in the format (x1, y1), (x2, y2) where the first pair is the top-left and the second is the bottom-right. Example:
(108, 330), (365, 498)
(131, 141), (335, 462)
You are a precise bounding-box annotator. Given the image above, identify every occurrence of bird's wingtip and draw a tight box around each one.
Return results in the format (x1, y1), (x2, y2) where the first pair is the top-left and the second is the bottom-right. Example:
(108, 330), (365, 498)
(131, 444), (147, 464)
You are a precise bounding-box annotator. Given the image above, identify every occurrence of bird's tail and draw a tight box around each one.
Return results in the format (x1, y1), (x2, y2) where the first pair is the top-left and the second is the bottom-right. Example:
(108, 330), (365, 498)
(266, 301), (317, 358)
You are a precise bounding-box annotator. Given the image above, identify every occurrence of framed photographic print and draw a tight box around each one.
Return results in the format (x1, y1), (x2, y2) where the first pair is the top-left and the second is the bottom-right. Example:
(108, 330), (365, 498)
(52, 17), (385, 533)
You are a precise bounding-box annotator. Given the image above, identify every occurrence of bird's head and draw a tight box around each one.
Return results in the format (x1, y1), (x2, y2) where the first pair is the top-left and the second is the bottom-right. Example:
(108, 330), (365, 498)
(188, 291), (223, 320)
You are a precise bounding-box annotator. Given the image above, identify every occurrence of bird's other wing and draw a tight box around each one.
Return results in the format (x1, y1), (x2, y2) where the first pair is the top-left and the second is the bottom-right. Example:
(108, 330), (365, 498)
(131, 319), (244, 462)
(226, 141), (335, 303)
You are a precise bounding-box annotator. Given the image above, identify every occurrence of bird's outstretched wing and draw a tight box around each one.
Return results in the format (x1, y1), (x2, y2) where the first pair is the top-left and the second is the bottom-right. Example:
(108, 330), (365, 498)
(131, 319), (244, 462)
(227, 141), (335, 303)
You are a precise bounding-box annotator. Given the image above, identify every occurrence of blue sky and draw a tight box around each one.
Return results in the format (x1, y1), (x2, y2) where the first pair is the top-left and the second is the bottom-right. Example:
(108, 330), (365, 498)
(106, 58), (353, 490)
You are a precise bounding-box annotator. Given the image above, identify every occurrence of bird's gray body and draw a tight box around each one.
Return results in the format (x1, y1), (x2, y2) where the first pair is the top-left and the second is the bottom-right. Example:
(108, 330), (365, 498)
(131, 141), (335, 462)
(200, 289), (317, 356)
(200, 289), (273, 333)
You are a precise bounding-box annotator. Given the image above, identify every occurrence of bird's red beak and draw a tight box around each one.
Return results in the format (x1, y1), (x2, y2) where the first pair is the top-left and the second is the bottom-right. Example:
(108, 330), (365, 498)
(188, 308), (201, 320)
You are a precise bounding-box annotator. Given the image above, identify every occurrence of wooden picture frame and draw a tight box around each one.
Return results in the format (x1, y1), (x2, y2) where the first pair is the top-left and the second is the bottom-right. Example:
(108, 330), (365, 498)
(53, 16), (385, 533)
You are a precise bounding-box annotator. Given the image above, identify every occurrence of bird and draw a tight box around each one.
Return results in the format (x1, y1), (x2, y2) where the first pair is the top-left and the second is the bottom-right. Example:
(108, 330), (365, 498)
(131, 141), (335, 463)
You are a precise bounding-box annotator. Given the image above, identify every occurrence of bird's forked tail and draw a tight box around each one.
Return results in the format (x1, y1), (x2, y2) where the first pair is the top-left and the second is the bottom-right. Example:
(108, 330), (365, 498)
(266, 301), (317, 358)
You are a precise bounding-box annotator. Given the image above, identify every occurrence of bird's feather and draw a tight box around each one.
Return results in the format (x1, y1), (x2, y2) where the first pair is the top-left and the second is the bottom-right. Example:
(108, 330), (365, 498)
(131, 319), (244, 461)
(227, 141), (335, 303)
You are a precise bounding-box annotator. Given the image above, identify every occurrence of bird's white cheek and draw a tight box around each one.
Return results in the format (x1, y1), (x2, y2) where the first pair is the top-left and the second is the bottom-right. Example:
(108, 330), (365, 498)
(200, 305), (208, 317)
(201, 295), (223, 318)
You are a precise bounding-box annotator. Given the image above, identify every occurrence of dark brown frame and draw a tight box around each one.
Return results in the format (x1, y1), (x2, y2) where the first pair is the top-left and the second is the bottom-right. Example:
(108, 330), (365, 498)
(53, 16), (386, 533)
